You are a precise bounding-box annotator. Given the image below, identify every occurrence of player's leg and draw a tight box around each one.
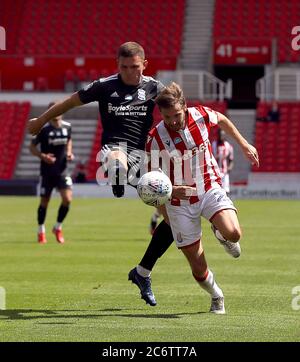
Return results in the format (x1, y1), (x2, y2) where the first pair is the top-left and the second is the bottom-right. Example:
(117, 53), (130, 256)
(202, 188), (241, 258)
(211, 209), (241, 242)
(53, 176), (73, 244)
(180, 241), (225, 314)
(102, 145), (128, 198)
(128, 204), (173, 306)
(149, 207), (162, 235)
(37, 195), (50, 244)
(37, 176), (53, 244)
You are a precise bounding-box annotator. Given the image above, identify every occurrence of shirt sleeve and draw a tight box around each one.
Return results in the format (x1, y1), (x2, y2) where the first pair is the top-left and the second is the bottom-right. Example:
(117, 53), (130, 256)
(77, 79), (102, 104)
(156, 80), (165, 95)
(68, 125), (72, 140)
(31, 132), (42, 146)
(203, 106), (219, 126)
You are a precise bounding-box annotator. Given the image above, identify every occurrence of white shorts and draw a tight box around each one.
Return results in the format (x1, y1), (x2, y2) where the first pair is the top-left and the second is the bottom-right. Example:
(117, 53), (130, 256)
(165, 187), (237, 248)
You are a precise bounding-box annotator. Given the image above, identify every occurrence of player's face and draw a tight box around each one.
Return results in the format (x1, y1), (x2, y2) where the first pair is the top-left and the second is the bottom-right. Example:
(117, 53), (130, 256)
(118, 55), (147, 86)
(161, 103), (187, 132)
(50, 115), (62, 127)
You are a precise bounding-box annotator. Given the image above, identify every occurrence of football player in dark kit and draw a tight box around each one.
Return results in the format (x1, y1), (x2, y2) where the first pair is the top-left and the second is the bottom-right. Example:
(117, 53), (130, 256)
(28, 42), (174, 306)
(30, 102), (74, 244)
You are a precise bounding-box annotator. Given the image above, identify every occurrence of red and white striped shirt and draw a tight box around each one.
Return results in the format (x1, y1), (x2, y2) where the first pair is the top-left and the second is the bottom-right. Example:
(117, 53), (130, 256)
(146, 106), (222, 206)
(212, 140), (234, 175)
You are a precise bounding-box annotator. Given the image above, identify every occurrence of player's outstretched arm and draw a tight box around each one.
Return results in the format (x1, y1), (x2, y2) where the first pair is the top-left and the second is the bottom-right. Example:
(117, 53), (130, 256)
(217, 112), (259, 167)
(27, 92), (83, 136)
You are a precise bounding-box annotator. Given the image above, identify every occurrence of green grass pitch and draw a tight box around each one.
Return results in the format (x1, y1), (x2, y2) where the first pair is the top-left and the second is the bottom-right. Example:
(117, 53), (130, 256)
(0, 196), (299, 342)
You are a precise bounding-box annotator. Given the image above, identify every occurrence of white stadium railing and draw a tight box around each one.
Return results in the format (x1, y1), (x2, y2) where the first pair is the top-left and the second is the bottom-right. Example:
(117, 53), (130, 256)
(256, 67), (300, 101)
(156, 70), (232, 101)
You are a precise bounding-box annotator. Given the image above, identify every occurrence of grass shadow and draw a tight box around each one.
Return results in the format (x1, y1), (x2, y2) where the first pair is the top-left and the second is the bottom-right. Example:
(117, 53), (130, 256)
(0, 308), (205, 322)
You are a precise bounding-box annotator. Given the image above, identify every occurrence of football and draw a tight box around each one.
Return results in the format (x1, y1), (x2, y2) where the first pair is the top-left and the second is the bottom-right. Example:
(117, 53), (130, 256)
(137, 171), (173, 207)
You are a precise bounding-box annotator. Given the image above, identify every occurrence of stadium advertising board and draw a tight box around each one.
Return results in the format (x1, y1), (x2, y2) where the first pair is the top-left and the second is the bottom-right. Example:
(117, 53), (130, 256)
(214, 39), (271, 65)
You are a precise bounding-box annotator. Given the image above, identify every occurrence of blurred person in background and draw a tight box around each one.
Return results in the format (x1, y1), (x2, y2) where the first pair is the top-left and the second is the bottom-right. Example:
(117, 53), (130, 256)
(29, 102), (74, 244)
(212, 128), (234, 195)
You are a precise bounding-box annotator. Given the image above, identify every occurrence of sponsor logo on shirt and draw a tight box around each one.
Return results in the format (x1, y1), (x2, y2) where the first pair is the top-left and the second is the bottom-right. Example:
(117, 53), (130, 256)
(174, 137), (182, 145)
(108, 103), (148, 116)
(48, 137), (68, 146)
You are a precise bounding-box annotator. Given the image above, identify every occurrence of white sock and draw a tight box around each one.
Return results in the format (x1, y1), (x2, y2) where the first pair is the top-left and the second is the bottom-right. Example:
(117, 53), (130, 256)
(137, 265), (151, 278)
(54, 222), (62, 230)
(197, 269), (223, 299)
(38, 224), (45, 233)
(216, 229), (227, 242)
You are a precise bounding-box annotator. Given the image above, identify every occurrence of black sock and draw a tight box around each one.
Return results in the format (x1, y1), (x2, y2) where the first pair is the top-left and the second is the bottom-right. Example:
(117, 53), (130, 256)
(38, 205), (47, 225)
(57, 204), (69, 223)
(139, 220), (174, 271)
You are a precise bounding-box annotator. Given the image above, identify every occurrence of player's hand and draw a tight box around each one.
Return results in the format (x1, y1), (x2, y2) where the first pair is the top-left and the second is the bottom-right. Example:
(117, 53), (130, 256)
(67, 153), (74, 161)
(41, 153), (56, 164)
(28, 118), (43, 136)
(172, 186), (197, 200)
(243, 144), (259, 167)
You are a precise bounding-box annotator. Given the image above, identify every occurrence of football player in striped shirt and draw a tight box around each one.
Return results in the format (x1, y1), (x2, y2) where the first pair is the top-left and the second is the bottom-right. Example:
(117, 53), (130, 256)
(140, 82), (259, 313)
(212, 129), (234, 194)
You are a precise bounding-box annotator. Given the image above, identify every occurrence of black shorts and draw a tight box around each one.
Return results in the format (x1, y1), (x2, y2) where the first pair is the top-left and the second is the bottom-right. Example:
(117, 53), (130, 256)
(39, 174), (73, 197)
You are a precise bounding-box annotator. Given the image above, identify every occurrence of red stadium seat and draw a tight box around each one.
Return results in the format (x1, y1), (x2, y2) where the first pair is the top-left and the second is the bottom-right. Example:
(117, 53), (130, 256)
(214, 0), (299, 64)
(253, 101), (300, 172)
(0, 102), (31, 179)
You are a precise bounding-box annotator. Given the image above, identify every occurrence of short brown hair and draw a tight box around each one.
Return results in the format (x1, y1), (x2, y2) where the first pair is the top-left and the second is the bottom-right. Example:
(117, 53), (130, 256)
(117, 41), (145, 60)
(155, 82), (186, 109)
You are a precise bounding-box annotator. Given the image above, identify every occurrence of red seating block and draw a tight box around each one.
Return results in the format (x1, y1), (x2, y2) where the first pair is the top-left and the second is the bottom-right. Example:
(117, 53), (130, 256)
(0, 102), (31, 179)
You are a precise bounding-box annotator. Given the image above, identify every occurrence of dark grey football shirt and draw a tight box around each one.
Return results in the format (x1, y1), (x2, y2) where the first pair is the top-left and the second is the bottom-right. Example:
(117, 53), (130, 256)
(78, 73), (164, 152)
(32, 121), (71, 176)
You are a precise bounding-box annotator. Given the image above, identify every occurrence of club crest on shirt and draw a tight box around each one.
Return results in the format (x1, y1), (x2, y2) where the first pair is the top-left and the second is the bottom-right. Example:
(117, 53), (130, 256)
(137, 89), (146, 101)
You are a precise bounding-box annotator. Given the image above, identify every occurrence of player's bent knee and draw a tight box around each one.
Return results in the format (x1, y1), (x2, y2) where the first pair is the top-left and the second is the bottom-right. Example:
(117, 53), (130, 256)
(227, 228), (241, 242)
(62, 199), (71, 206)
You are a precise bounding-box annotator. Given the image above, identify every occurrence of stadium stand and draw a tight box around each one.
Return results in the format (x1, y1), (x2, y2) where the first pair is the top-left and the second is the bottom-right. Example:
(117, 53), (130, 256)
(86, 119), (103, 181)
(0, 0), (185, 90)
(214, 0), (300, 64)
(0, 102), (30, 179)
(254, 102), (300, 172)
(1, 0), (299, 186)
